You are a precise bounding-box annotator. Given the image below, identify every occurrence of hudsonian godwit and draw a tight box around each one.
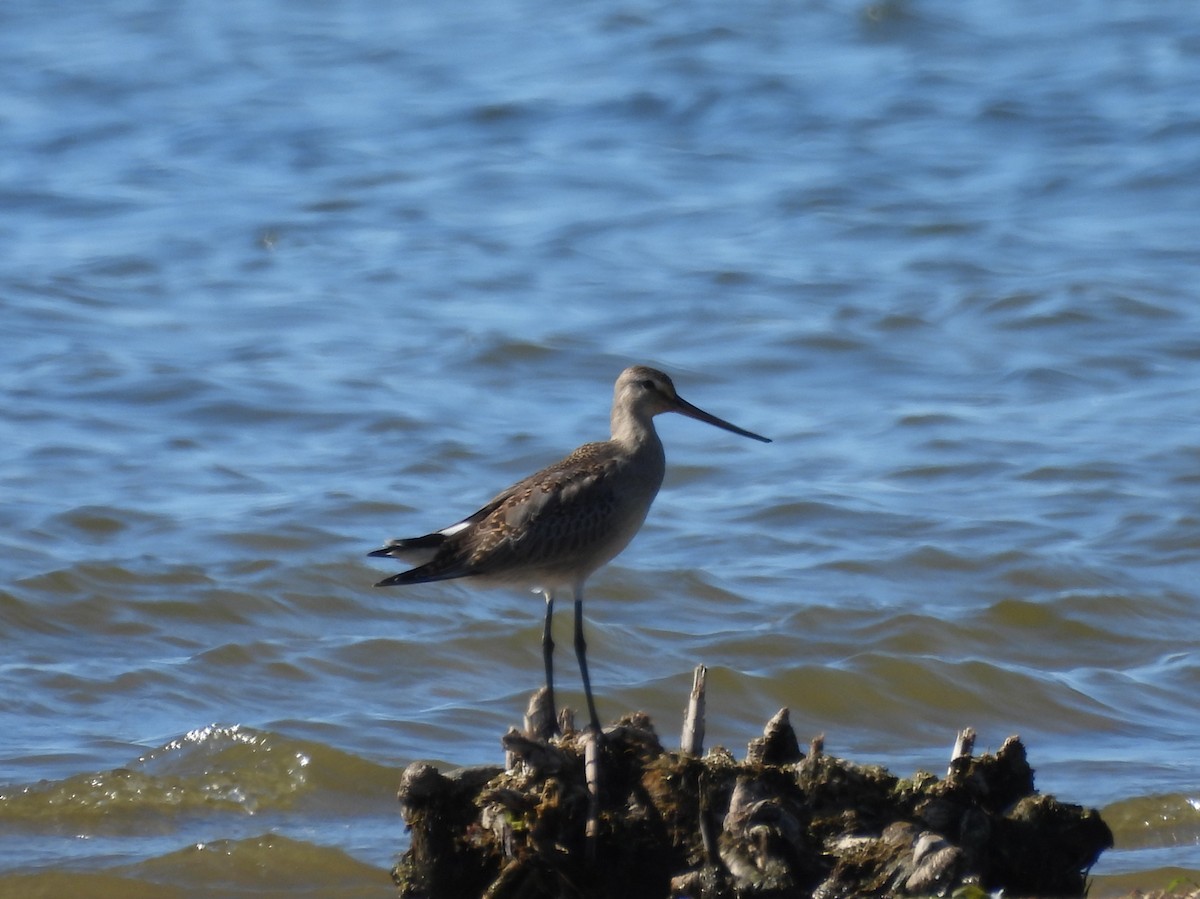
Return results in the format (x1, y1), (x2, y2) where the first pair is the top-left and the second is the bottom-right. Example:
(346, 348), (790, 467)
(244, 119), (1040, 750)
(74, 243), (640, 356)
(370, 365), (770, 733)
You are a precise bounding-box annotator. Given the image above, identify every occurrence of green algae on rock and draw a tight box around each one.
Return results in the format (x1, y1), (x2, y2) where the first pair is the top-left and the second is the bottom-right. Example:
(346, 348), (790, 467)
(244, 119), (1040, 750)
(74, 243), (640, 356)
(393, 687), (1111, 899)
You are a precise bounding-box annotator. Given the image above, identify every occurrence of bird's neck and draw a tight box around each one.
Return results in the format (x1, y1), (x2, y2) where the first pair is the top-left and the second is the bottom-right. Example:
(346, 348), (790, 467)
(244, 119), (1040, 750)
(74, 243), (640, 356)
(610, 404), (658, 448)
(610, 408), (666, 492)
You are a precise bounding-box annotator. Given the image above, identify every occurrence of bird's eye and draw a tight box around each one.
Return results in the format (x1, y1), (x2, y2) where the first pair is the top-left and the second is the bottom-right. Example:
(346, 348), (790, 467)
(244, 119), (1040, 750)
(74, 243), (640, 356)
(640, 379), (656, 390)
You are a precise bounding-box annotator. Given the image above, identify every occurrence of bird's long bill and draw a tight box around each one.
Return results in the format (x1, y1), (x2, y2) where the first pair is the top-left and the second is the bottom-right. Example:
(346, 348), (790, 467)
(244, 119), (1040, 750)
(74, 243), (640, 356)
(673, 396), (772, 443)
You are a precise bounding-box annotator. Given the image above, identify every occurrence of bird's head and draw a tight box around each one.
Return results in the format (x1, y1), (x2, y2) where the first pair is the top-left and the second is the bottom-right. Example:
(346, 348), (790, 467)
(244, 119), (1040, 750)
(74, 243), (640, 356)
(614, 365), (771, 443)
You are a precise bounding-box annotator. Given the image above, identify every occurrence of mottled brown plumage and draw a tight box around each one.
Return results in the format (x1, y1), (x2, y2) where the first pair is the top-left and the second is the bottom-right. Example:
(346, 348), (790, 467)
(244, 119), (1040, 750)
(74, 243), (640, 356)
(370, 365), (770, 732)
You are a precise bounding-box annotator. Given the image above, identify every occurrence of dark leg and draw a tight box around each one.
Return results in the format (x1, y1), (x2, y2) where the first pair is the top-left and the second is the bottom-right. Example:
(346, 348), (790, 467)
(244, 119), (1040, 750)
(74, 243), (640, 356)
(542, 590), (557, 724)
(573, 589), (602, 733)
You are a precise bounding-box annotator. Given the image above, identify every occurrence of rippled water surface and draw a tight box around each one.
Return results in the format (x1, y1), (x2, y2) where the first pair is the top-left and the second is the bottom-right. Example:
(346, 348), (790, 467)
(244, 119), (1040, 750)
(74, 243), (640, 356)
(3, 1), (1199, 895)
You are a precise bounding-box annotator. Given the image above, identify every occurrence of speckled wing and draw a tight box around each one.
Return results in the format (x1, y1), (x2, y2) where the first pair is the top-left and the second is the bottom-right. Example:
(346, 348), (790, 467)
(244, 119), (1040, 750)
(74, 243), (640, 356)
(378, 442), (629, 587)
(465, 443), (626, 573)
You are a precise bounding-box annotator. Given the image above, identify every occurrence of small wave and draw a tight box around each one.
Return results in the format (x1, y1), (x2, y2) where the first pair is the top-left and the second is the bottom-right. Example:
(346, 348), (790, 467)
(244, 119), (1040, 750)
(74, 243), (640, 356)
(0, 834), (391, 898)
(0, 725), (394, 832)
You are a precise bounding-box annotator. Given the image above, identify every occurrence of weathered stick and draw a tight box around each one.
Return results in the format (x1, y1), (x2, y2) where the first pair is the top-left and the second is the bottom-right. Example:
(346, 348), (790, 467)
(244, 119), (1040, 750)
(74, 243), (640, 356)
(585, 729), (601, 861)
(948, 727), (976, 777)
(680, 664), (707, 756)
(524, 686), (556, 743)
(746, 707), (803, 765)
(698, 767), (719, 866)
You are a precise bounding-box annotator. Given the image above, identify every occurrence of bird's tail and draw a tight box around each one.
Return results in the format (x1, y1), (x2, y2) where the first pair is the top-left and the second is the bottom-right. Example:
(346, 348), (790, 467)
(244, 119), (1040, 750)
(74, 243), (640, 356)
(368, 534), (444, 580)
(374, 567), (437, 587)
(368, 533), (444, 561)
(369, 533), (472, 587)
(372, 555), (472, 588)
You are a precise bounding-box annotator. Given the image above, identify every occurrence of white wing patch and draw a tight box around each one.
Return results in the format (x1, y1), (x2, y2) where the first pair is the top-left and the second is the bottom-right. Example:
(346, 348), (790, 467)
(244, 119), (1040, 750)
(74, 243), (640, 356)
(440, 519), (472, 537)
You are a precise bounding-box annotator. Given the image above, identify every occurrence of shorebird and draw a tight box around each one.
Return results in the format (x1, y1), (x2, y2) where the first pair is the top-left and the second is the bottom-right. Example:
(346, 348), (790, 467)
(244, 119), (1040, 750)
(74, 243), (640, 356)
(369, 365), (770, 733)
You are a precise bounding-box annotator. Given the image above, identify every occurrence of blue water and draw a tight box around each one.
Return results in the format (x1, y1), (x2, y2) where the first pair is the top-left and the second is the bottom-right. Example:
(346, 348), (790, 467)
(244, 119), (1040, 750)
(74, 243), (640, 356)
(2, 1), (1199, 895)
